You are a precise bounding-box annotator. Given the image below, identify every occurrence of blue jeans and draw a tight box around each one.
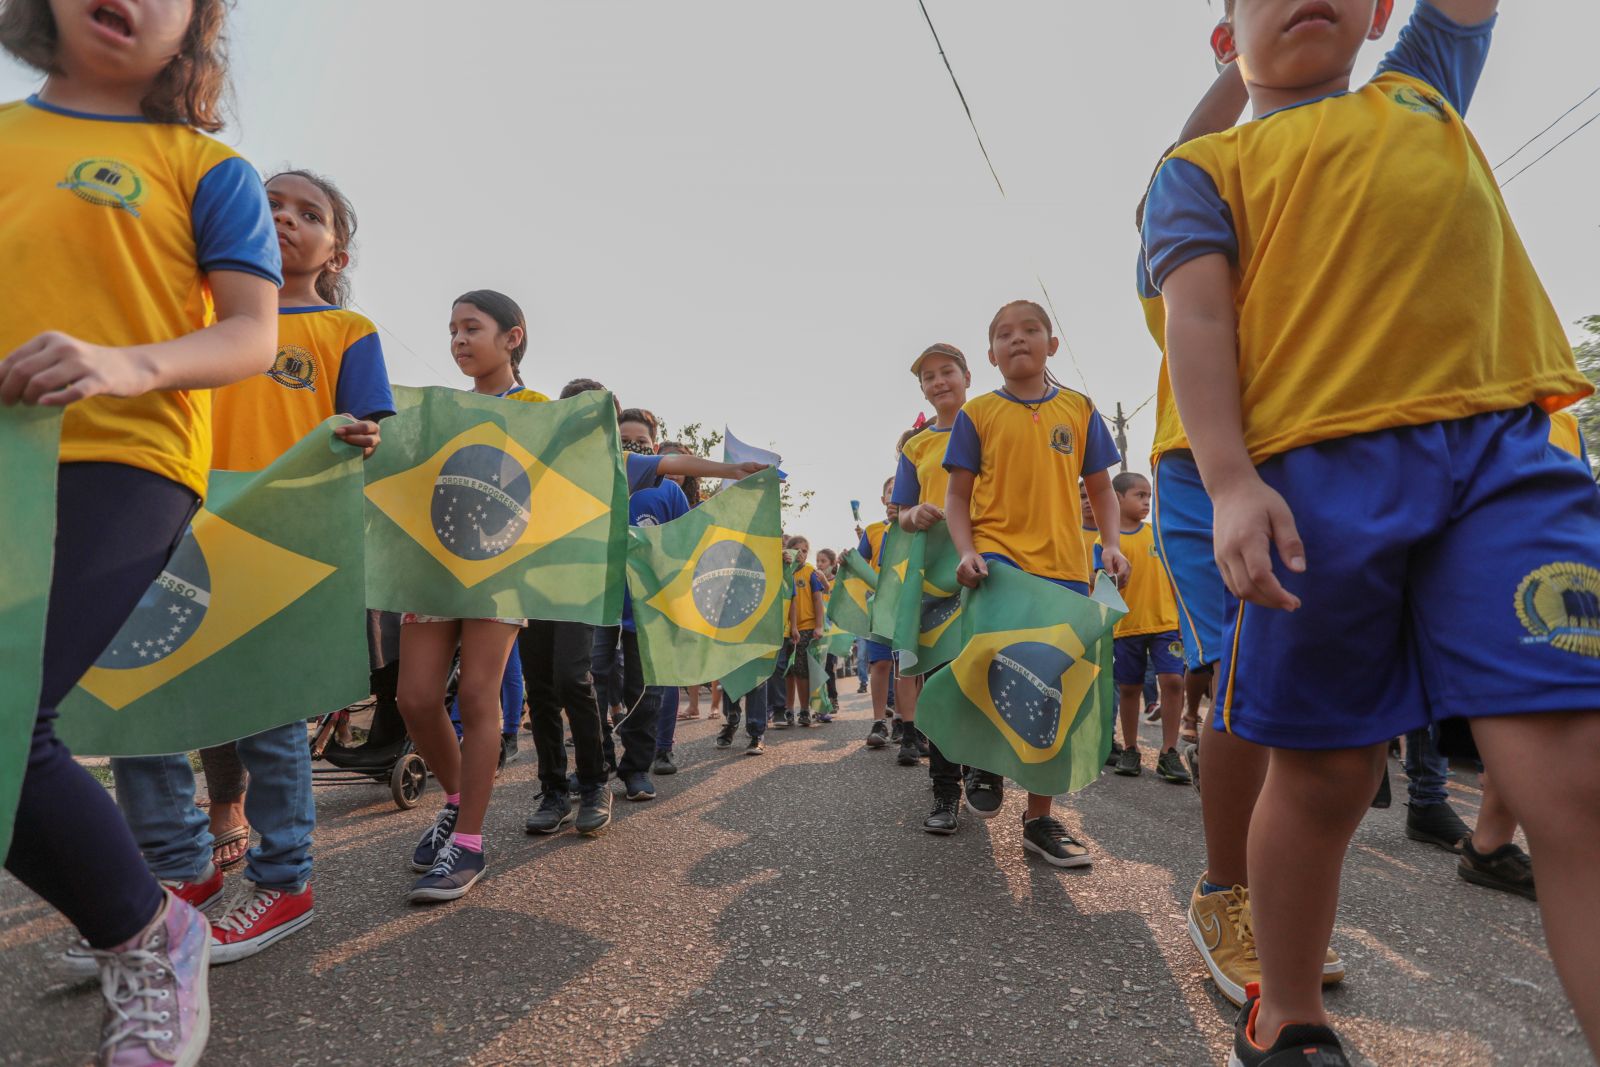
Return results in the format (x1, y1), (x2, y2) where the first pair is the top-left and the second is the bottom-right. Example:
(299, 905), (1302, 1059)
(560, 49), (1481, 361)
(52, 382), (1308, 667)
(722, 687), (769, 738)
(854, 639), (869, 686)
(114, 719), (314, 891)
(657, 685), (680, 754)
(1403, 725), (1450, 807)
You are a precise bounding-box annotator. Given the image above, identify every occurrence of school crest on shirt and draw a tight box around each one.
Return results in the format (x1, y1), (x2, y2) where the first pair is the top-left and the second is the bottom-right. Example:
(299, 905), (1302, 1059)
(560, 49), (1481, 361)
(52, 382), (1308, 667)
(1048, 424), (1074, 456)
(1514, 561), (1600, 658)
(1390, 86), (1449, 123)
(267, 345), (318, 391)
(58, 158), (146, 216)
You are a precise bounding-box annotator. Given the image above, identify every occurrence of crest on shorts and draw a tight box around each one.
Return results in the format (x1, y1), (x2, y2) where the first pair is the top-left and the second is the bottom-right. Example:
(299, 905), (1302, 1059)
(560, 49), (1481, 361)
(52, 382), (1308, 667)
(267, 345), (318, 391)
(1514, 562), (1600, 658)
(1049, 424), (1074, 456)
(1168, 639), (1184, 659)
(58, 158), (146, 216)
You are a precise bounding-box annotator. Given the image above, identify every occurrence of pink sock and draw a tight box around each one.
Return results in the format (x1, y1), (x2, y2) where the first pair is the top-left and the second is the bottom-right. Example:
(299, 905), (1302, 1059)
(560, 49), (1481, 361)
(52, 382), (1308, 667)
(452, 832), (483, 853)
(445, 792), (461, 807)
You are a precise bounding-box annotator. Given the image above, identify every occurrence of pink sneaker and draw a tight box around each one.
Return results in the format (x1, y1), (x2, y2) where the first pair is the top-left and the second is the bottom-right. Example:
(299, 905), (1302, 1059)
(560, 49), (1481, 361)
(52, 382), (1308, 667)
(95, 892), (210, 1067)
(209, 883), (314, 965)
(62, 866), (223, 979)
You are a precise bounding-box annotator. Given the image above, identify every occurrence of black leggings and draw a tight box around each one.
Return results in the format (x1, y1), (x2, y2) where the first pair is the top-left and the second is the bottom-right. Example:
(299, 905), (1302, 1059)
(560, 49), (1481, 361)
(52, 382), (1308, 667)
(5, 463), (197, 947)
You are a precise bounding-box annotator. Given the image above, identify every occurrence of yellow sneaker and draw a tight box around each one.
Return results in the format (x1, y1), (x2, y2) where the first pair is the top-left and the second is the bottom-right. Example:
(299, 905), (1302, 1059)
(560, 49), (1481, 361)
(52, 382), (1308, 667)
(1187, 878), (1259, 1006)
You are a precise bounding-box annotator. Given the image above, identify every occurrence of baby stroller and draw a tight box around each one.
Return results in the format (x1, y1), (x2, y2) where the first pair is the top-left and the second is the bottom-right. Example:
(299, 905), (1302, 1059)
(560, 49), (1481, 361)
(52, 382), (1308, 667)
(311, 659), (431, 809)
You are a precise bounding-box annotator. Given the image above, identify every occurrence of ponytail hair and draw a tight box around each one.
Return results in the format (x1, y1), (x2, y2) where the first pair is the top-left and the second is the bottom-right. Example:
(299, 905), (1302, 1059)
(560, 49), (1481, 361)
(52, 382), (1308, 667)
(454, 289), (528, 384)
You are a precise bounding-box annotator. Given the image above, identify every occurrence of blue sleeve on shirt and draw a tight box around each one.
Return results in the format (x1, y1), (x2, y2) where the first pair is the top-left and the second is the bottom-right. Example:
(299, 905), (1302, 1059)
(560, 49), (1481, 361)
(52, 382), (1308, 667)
(890, 451), (921, 507)
(943, 410), (982, 473)
(192, 156), (282, 284)
(1376, 0), (1495, 116)
(1093, 542), (1103, 571)
(857, 531), (872, 561)
(1141, 158), (1237, 293)
(332, 332), (395, 421)
(625, 452), (663, 494)
(809, 572), (825, 593)
(1082, 413), (1121, 476)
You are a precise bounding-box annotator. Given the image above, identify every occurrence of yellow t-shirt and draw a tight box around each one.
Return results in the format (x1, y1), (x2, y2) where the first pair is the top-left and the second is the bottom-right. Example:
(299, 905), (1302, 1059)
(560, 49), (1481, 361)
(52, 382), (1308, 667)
(212, 306), (392, 471)
(1079, 525), (1100, 578)
(894, 424), (953, 508)
(1149, 70), (1588, 463)
(1141, 294), (1189, 464)
(1104, 522), (1179, 638)
(944, 388), (1121, 584)
(862, 520), (890, 572)
(792, 562), (822, 634)
(0, 97), (281, 497)
(1549, 409), (1584, 460)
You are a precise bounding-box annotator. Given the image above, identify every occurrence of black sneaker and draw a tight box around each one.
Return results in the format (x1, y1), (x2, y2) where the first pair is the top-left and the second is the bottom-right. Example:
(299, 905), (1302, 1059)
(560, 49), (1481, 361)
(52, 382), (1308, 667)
(924, 792), (960, 835)
(1105, 741), (1123, 768)
(856, 681), (868, 693)
(1459, 838), (1536, 900)
(865, 720), (889, 749)
(797, 713), (813, 728)
(890, 718), (905, 744)
(745, 736), (765, 756)
(498, 733), (519, 772)
(652, 750), (678, 776)
(1405, 801), (1469, 853)
(964, 773), (1004, 820)
(772, 713), (791, 731)
(525, 791), (574, 835)
(1230, 984), (1349, 1066)
(411, 804), (459, 872)
(1157, 748), (1192, 785)
(915, 731), (929, 757)
(715, 723), (736, 748)
(1021, 814), (1091, 868)
(408, 842), (486, 904)
(1371, 768), (1391, 808)
(576, 787), (612, 835)
(896, 730), (921, 766)
(623, 772), (656, 801)
(1114, 746), (1142, 777)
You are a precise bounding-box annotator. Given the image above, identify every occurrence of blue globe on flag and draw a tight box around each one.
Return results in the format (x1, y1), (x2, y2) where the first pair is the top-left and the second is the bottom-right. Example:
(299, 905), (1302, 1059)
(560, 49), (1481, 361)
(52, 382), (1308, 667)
(431, 444), (533, 561)
(691, 540), (767, 631)
(96, 529), (209, 670)
(986, 641), (1073, 750)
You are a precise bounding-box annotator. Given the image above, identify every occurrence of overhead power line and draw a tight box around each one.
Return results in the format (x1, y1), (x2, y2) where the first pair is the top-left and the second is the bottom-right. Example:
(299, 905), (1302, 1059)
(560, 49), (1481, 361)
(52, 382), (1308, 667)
(1493, 83), (1600, 171)
(1499, 110), (1599, 189)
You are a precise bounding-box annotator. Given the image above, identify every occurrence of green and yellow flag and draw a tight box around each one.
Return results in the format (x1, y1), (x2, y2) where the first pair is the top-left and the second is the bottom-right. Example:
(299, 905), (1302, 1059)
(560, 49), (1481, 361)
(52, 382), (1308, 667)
(720, 649), (776, 704)
(824, 548), (877, 639)
(868, 521), (964, 675)
(808, 638), (834, 715)
(57, 422), (369, 755)
(918, 567), (1126, 797)
(0, 407), (63, 861)
(627, 469), (784, 686)
(363, 386), (627, 622)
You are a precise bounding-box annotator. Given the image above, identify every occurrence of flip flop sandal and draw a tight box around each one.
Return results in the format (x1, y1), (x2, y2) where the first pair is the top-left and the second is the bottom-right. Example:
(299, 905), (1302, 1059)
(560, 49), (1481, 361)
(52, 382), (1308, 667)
(1180, 729), (1200, 746)
(212, 825), (251, 870)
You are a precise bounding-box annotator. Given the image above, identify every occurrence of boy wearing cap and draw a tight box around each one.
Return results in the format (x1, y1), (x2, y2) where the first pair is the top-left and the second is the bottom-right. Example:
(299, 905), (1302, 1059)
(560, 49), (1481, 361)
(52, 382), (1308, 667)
(889, 344), (1008, 834)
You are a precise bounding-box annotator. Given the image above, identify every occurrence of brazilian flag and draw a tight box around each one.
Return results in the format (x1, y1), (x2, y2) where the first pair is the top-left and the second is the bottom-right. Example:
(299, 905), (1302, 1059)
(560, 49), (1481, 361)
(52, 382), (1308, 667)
(807, 638), (834, 715)
(720, 649), (776, 703)
(627, 468), (783, 686)
(363, 386), (627, 622)
(824, 548), (877, 638)
(57, 420), (369, 755)
(918, 566), (1126, 797)
(0, 407), (63, 860)
(868, 522), (964, 675)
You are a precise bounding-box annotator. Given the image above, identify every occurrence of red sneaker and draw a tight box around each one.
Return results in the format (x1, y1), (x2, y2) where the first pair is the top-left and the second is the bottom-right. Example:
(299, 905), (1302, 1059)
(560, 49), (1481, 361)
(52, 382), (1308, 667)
(209, 883), (314, 965)
(58, 863), (224, 978)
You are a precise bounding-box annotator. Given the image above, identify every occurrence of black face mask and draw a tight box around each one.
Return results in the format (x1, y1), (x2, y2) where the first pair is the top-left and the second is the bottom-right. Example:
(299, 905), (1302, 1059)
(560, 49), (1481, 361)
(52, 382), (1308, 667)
(621, 439), (656, 456)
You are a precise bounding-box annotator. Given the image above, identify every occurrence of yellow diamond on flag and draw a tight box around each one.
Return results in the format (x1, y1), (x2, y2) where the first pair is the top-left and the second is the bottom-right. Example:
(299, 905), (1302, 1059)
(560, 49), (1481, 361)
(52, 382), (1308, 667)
(364, 422), (611, 589)
(839, 575), (872, 618)
(647, 524), (782, 644)
(77, 510), (336, 711)
(950, 621), (1099, 764)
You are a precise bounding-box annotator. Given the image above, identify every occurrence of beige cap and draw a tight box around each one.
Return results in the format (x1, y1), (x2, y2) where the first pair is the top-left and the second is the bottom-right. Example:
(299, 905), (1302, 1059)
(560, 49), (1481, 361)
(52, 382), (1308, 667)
(910, 342), (968, 376)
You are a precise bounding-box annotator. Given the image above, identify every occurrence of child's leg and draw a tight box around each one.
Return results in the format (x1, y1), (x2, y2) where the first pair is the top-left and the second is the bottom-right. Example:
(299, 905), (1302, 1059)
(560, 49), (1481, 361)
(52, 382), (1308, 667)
(1470, 712), (1600, 1054)
(870, 659), (892, 718)
(198, 742), (249, 864)
(1116, 684), (1143, 750)
(614, 629), (660, 776)
(1157, 672), (1185, 752)
(234, 721), (315, 891)
(1183, 670), (1211, 737)
(1198, 726), (1268, 887)
(451, 621), (522, 837)
(396, 621), (464, 797)
(1024, 793), (1053, 819)
(1471, 769), (1516, 852)
(1248, 744), (1385, 1039)
(895, 671), (920, 725)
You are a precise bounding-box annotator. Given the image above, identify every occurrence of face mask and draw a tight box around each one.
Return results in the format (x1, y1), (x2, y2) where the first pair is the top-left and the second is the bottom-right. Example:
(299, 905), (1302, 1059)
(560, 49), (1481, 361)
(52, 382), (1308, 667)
(621, 439), (656, 456)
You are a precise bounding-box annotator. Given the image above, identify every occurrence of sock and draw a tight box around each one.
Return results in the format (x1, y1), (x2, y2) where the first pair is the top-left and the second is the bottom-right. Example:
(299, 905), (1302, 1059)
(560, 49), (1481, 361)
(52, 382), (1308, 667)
(1201, 880), (1232, 896)
(445, 793), (461, 807)
(452, 832), (483, 853)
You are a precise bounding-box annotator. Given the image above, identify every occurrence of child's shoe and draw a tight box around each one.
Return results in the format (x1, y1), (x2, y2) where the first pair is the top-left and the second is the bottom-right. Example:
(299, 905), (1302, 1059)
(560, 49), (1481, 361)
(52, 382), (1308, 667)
(208, 884), (314, 965)
(1156, 748), (1192, 785)
(1021, 814), (1091, 869)
(1114, 746), (1143, 777)
(411, 803), (459, 872)
(864, 720), (889, 749)
(63, 865), (223, 978)
(576, 786), (613, 835)
(524, 791), (575, 835)
(95, 892), (210, 1067)
(1229, 983), (1349, 1067)
(1186, 879), (1259, 1007)
(408, 842), (486, 904)
(963, 773), (1004, 820)
(714, 723), (736, 748)
(923, 789), (960, 835)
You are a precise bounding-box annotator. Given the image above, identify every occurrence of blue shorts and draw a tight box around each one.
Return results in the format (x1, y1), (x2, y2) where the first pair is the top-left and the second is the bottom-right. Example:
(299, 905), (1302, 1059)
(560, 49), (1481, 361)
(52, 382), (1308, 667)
(1153, 451), (1223, 671)
(1114, 631), (1185, 687)
(1216, 407), (1600, 750)
(864, 639), (895, 665)
(981, 553), (1089, 595)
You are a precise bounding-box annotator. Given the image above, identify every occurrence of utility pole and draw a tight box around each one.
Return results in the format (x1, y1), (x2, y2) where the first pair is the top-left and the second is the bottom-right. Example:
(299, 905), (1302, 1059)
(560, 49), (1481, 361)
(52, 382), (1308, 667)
(1112, 402), (1129, 473)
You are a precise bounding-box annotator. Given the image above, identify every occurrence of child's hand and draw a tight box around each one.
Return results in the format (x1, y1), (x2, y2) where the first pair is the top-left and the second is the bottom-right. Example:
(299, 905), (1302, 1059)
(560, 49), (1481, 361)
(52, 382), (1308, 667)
(732, 461), (769, 479)
(1100, 545), (1131, 589)
(333, 417), (381, 459)
(1211, 473), (1305, 611)
(904, 503), (944, 531)
(0, 332), (155, 406)
(813, 626), (825, 639)
(956, 551), (989, 589)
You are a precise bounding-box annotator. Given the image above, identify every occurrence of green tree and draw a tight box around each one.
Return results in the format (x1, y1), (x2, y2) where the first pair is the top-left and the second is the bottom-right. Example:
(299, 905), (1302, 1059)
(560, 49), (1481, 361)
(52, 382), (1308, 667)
(661, 421), (814, 519)
(1573, 315), (1600, 477)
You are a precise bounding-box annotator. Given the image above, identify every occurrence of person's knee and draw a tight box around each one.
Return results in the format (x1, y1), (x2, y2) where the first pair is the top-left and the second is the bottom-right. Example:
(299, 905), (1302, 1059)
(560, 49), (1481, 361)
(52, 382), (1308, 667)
(1271, 746), (1385, 810)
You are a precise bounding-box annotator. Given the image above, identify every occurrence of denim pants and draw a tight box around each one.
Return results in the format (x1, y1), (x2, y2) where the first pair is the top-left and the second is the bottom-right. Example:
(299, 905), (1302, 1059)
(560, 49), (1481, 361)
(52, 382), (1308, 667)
(657, 685), (680, 754)
(114, 719), (314, 891)
(722, 686), (769, 738)
(1403, 725), (1450, 807)
(854, 638), (869, 686)
(766, 640), (791, 717)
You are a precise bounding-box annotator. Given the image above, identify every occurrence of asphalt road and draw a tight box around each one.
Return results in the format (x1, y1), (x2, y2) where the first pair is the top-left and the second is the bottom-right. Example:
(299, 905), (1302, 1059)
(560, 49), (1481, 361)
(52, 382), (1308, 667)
(1, 692), (1589, 1066)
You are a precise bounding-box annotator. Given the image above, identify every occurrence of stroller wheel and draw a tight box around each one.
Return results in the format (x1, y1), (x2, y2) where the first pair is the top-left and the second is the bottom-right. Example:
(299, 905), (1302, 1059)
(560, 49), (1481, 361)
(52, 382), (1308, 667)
(391, 753), (427, 810)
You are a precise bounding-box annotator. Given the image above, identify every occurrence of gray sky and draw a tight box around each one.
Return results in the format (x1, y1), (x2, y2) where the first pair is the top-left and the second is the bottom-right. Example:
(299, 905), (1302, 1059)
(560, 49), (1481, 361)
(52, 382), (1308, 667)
(7, 1), (1597, 552)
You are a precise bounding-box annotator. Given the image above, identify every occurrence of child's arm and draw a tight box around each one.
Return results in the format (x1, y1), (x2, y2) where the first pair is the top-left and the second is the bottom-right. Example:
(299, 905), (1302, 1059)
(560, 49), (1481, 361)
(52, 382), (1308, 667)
(811, 587), (826, 638)
(1084, 470), (1130, 587)
(333, 418), (382, 459)
(898, 502), (943, 532)
(1163, 253), (1304, 611)
(0, 270), (277, 406)
(657, 455), (768, 482)
(946, 469), (988, 588)
(1178, 63), (1248, 144)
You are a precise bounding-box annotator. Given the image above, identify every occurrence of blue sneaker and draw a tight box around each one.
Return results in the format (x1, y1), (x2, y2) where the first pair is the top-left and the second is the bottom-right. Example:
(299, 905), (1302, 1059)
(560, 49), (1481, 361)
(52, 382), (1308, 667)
(408, 842), (486, 904)
(623, 773), (656, 801)
(411, 804), (458, 872)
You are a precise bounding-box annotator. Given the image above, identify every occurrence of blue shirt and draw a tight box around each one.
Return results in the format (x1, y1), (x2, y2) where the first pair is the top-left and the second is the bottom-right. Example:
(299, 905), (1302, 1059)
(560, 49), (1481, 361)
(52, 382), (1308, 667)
(621, 469), (689, 631)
